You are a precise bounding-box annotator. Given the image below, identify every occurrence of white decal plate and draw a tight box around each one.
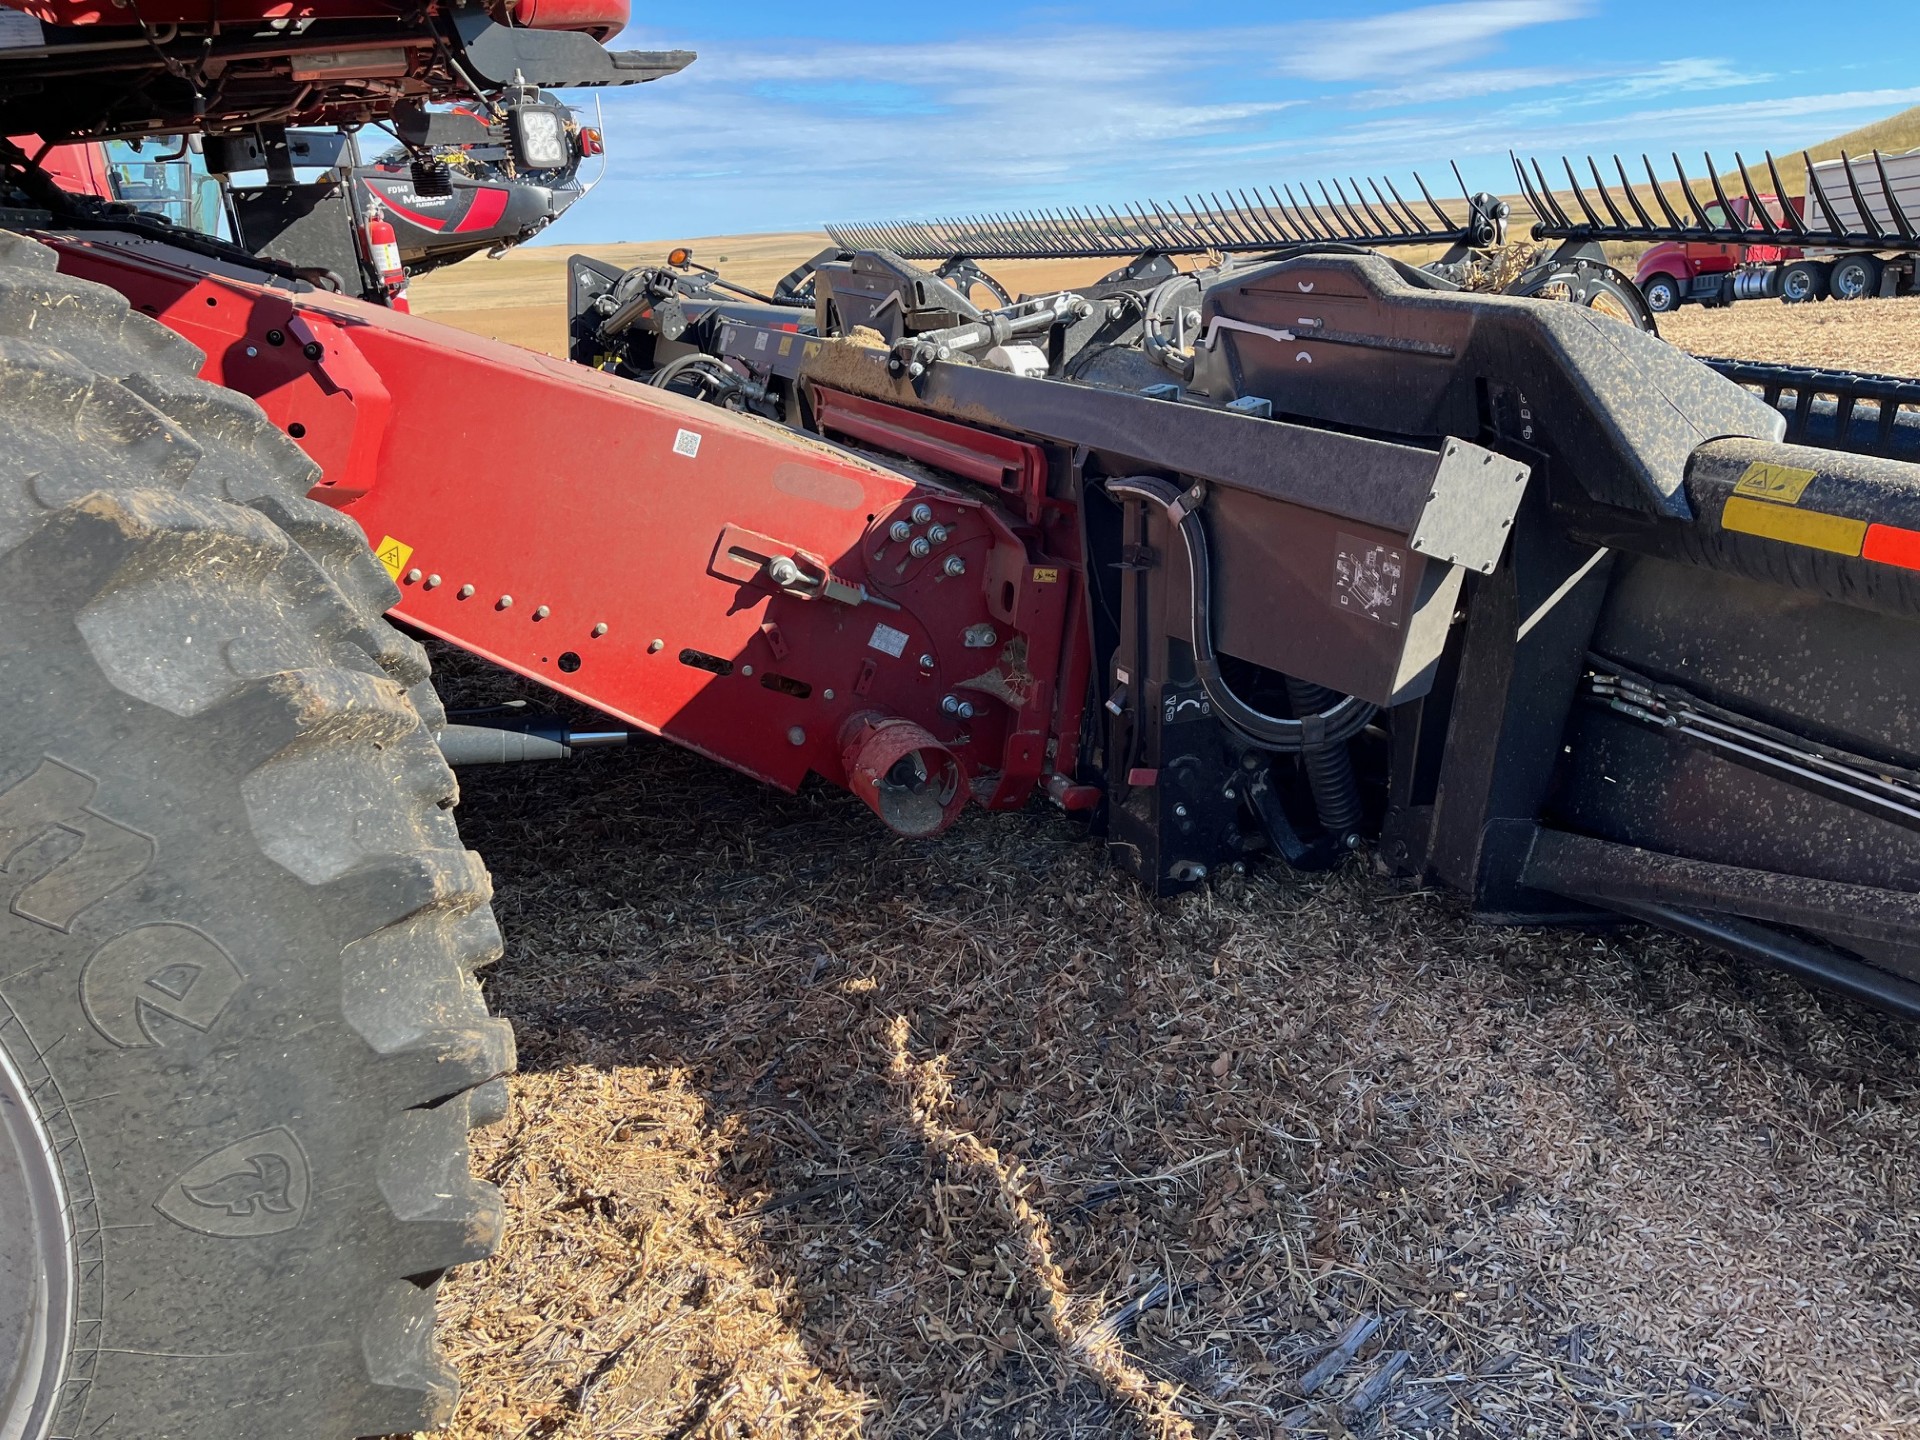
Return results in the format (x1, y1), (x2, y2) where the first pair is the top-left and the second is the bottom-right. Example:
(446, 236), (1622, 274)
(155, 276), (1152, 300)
(867, 622), (909, 658)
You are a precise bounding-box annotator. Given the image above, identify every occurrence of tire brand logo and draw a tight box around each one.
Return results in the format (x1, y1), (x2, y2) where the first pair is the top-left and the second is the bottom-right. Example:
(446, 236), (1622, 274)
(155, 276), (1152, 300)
(81, 923), (245, 1048)
(0, 759), (153, 931)
(156, 1128), (311, 1237)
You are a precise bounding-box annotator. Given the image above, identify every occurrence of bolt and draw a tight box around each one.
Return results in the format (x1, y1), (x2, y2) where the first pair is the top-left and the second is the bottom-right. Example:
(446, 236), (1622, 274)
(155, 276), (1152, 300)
(302, 340), (323, 361)
(910, 537), (931, 557)
(403, 567), (422, 584)
(768, 556), (802, 587)
(919, 653), (935, 668)
(927, 524), (949, 543)
(1173, 803), (1189, 818)
(496, 595), (513, 609)
(889, 520), (914, 542)
(822, 688), (835, 700)
(788, 726), (807, 746)
(534, 604), (550, 620)
(592, 623), (608, 637)
(457, 583), (475, 599)
(942, 694), (961, 715)
(741, 664), (754, 676)
(910, 502), (933, 525)
(424, 574), (441, 589)
(942, 555), (966, 577)
(957, 699), (975, 719)
(648, 638), (664, 653)
(245, 345), (258, 358)
(266, 328), (285, 346)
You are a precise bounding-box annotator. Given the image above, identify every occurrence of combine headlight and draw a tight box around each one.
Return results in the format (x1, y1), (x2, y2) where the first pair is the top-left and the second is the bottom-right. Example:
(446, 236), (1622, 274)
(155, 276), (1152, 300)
(510, 105), (568, 170)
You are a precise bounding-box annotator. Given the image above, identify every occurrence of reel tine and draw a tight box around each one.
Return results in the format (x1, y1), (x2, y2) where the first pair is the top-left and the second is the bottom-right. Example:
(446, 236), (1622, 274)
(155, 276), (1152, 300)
(1872, 150), (1917, 241)
(1669, 152), (1718, 231)
(1764, 152), (1809, 238)
(1587, 155), (1630, 230)
(1642, 154), (1688, 230)
(1703, 153), (1746, 236)
(1732, 153), (1779, 236)
(1803, 149), (1846, 233)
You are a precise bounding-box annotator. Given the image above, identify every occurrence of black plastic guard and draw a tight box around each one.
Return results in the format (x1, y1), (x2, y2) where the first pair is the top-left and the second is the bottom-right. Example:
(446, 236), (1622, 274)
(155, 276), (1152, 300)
(454, 15), (694, 89)
(1192, 252), (1782, 521)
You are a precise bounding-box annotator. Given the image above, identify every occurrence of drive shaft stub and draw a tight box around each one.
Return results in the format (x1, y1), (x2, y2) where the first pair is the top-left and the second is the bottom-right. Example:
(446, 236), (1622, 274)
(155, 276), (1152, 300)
(839, 712), (966, 837)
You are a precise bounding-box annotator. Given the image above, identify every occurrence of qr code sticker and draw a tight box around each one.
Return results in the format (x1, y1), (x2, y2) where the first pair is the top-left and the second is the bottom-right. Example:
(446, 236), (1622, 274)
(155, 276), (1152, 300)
(673, 428), (702, 459)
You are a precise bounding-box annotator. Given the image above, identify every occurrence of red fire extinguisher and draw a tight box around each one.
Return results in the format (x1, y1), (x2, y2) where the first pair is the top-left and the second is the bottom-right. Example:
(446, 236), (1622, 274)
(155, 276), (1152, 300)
(362, 203), (410, 312)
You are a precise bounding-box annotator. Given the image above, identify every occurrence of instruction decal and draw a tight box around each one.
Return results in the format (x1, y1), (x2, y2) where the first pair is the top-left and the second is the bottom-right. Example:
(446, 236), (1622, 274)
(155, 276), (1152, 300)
(1333, 532), (1406, 629)
(867, 622), (910, 658)
(374, 535), (413, 581)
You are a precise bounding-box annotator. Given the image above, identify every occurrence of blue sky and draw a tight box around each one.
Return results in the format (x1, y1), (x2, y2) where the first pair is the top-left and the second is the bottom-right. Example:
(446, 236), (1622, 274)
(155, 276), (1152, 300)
(548, 0), (1920, 243)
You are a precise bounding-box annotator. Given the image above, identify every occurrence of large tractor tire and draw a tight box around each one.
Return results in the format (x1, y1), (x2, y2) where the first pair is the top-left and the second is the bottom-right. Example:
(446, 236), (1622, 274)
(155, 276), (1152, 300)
(0, 231), (510, 1438)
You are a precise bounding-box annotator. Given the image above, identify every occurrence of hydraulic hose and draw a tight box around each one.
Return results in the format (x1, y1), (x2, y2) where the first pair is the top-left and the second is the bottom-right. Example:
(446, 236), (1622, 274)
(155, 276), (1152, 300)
(1105, 474), (1377, 752)
(648, 351), (746, 397)
(1140, 273), (1198, 381)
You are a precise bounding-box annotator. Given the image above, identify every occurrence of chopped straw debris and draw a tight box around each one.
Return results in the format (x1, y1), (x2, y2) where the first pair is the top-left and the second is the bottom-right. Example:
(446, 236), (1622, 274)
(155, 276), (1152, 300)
(395, 650), (1920, 1440)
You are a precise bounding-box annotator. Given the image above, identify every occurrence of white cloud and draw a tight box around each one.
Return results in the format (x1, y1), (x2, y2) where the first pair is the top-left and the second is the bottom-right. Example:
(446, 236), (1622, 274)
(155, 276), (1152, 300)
(1273, 0), (1590, 82)
(1349, 64), (1585, 107)
(539, 6), (1894, 243)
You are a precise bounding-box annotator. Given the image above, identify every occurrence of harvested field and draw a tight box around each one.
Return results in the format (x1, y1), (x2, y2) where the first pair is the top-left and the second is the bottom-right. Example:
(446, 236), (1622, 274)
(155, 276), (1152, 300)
(414, 657), (1920, 1440)
(401, 242), (1920, 1440)
(1661, 295), (1920, 376)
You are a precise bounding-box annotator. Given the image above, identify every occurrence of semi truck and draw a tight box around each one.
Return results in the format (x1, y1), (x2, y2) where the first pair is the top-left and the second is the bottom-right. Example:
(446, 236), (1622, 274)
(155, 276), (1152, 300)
(1520, 148), (1920, 311)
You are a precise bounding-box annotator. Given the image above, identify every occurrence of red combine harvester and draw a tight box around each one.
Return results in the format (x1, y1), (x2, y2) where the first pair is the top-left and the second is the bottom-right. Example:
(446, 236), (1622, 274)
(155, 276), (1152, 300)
(5, 5), (1920, 1437)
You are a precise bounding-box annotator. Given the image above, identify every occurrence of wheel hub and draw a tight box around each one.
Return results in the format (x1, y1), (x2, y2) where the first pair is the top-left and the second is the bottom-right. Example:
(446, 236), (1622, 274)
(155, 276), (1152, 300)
(0, 1038), (71, 1440)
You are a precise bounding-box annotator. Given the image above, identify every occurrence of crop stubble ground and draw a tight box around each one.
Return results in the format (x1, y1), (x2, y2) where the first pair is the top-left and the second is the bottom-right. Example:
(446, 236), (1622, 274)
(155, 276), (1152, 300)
(401, 250), (1920, 1439)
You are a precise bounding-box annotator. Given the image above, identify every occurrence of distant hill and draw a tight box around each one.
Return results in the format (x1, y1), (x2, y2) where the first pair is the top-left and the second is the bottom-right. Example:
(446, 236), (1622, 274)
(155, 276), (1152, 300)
(1728, 103), (1920, 194)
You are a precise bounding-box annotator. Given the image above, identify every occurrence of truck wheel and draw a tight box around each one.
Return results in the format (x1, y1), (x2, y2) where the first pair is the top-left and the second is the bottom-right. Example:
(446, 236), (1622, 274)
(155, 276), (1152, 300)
(1778, 261), (1826, 304)
(1639, 271), (1682, 312)
(0, 230), (509, 1438)
(1828, 253), (1881, 301)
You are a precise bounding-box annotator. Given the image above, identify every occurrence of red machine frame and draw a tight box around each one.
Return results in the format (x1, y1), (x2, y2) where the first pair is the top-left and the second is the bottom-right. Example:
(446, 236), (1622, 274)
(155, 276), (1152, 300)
(49, 229), (1093, 829)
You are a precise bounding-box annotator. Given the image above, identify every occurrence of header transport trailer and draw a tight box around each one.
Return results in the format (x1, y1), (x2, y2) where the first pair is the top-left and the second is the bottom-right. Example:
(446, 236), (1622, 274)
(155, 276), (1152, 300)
(5, 3), (1920, 1435)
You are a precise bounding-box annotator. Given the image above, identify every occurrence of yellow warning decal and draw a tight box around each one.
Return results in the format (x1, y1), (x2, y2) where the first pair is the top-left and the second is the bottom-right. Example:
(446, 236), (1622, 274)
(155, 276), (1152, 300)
(803, 341), (821, 359)
(374, 535), (414, 581)
(1032, 566), (1060, 583)
(1733, 460), (1818, 505)
(1722, 496), (1865, 555)
(778, 334), (794, 357)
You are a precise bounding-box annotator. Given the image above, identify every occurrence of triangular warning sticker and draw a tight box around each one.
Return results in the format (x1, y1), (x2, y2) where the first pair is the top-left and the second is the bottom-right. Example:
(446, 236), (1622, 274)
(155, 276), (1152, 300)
(374, 535), (414, 580)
